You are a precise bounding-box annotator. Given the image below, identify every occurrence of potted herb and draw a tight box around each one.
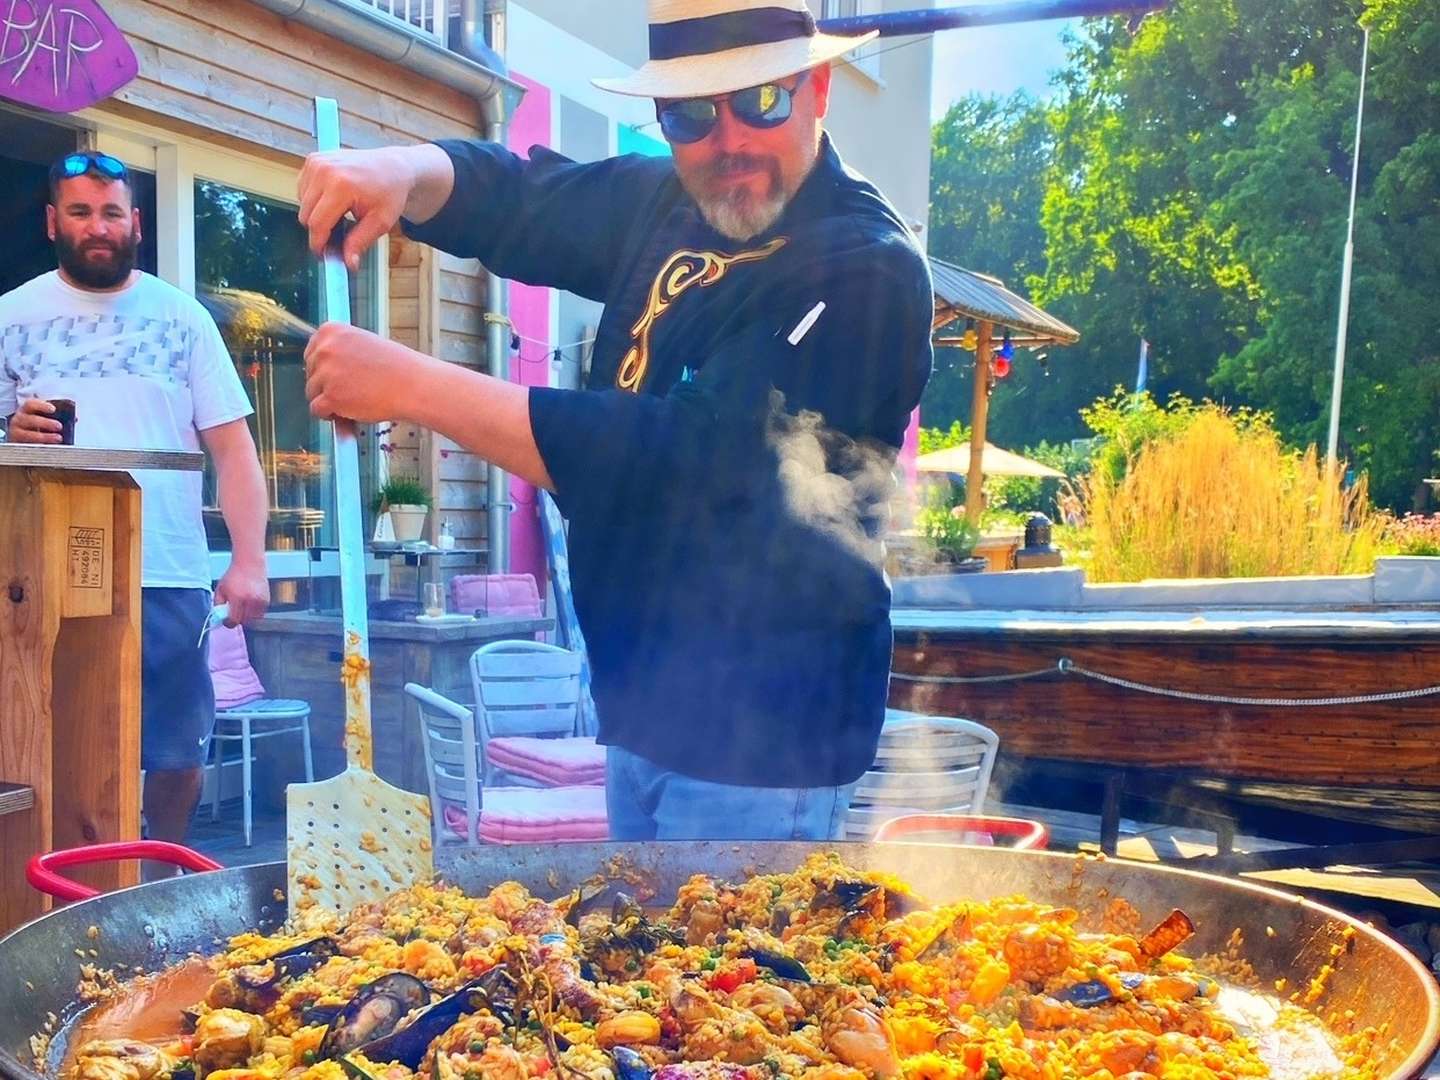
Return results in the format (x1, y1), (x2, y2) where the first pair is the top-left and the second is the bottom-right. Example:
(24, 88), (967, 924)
(373, 476), (432, 542)
(916, 500), (985, 573)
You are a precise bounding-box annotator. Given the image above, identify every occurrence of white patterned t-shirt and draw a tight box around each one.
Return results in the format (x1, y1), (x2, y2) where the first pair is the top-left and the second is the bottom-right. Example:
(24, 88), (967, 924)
(0, 271), (253, 588)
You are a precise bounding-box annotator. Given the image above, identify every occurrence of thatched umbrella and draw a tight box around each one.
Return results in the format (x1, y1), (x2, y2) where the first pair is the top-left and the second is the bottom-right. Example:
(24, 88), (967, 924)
(929, 258), (1079, 524)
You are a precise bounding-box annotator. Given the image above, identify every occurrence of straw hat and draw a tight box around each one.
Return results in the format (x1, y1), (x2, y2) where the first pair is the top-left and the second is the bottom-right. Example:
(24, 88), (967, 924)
(593, 0), (880, 100)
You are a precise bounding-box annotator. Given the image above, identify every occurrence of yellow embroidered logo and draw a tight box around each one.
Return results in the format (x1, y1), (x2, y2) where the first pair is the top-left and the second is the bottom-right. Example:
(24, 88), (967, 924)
(615, 238), (788, 392)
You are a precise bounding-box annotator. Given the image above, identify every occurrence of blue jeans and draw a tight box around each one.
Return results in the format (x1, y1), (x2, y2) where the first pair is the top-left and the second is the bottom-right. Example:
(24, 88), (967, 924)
(605, 745), (856, 841)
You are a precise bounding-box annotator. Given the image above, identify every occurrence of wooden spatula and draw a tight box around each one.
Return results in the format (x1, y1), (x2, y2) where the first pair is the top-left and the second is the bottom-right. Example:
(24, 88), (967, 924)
(287, 98), (434, 922)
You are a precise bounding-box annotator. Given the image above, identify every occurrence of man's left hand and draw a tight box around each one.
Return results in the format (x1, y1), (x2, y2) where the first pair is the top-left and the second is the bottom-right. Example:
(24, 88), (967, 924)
(306, 323), (430, 423)
(216, 561), (270, 626)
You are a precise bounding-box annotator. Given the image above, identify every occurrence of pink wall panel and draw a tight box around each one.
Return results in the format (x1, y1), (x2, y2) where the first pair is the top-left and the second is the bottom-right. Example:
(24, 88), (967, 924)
(506, 72), (553, 587)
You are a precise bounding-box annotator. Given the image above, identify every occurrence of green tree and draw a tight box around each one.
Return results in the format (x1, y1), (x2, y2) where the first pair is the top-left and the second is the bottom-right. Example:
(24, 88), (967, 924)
(928, 0), (1440, 509)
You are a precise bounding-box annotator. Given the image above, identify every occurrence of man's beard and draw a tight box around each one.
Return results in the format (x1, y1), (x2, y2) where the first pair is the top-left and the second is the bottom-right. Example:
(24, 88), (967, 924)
(56, 230), (137, 289)
(682, 153), (793, 241)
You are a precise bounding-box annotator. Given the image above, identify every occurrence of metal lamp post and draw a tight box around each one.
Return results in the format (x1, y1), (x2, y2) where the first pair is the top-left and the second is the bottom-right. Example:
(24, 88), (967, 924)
(1325, 25), (1371, 474)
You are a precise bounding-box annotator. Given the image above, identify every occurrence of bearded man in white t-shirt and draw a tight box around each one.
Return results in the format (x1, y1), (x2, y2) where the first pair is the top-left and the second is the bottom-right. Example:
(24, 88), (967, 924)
(0, 151), (270, 865)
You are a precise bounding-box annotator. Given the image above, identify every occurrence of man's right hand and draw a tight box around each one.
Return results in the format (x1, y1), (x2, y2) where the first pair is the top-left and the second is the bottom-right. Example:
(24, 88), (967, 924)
(6, 398), (63, 444)
(297, 144), (456, 271)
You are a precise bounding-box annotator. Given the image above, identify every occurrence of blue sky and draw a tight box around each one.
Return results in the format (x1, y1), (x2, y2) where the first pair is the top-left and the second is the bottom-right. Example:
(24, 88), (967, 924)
(928, 18), (1077, 119)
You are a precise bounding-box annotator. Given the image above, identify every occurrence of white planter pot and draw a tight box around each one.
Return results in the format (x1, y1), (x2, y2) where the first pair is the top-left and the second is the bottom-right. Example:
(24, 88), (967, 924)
(387, 504), (429, 543)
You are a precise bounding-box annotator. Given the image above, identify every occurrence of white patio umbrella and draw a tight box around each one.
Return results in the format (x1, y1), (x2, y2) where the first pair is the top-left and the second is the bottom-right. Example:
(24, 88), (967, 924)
(916, 442), (1064, 480)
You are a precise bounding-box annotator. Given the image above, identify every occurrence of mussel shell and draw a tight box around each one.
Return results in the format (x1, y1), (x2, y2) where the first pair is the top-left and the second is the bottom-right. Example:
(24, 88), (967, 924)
(320, 973), (432, 1059)
(347, 980), (489, 1069)
(301, 1003), (345, 1027)
(274, 937), (341, 980)
(562, 881), (614, 927)
(611, 1046), (653, 1080)
(741, 948), (811, 984)
(1053, 971), (1144, 1008)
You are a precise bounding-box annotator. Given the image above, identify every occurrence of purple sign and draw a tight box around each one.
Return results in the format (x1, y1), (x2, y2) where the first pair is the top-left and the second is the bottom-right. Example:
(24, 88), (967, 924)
(0, 1), (137, 113)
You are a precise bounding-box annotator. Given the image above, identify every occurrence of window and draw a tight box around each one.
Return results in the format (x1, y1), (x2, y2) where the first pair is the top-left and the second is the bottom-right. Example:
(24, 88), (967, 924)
(820, 0), (882, 81)
(194, 179), (380, 570)
(0, 108), (157, 296)
(82, 117), (386, 604)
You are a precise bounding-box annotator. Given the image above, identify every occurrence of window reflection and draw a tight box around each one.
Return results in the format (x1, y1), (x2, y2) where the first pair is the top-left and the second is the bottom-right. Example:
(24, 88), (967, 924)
(195, 179), (378, 601)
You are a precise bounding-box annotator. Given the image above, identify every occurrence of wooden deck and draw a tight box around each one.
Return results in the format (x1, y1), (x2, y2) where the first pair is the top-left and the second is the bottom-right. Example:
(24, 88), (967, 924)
(995, 800), (1440, 914)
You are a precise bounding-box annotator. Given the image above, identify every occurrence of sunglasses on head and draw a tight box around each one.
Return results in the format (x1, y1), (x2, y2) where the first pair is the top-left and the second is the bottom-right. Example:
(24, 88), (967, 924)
(657, 71), (809, 145)
(56, 152), (128, 182)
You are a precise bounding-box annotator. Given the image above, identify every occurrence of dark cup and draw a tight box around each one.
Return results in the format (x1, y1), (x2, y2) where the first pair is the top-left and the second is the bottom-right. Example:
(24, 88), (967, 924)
(48, 399), (76, 445)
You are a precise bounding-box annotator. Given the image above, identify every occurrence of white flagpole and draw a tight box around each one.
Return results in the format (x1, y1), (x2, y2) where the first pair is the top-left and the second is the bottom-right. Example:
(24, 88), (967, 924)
(1326, 25), (1370, 473)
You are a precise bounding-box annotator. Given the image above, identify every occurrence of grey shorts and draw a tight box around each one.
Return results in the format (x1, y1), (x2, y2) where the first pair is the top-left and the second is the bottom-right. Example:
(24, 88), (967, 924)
(141, 587), (216, 771)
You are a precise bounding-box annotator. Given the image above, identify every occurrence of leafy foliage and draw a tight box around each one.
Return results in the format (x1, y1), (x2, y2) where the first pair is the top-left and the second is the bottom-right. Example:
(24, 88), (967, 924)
(925, 0), (1440, 512)
(375, 475), (432, 512)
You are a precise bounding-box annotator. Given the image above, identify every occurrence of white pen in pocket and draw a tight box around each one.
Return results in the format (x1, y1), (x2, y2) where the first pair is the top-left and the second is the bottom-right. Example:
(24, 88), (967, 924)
(787, 302), (827, 346)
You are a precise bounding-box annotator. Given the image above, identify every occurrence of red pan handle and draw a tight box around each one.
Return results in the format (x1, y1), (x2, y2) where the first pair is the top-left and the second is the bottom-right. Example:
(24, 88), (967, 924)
(27, 841), (224, 902)
(875, 813), (1050, 850)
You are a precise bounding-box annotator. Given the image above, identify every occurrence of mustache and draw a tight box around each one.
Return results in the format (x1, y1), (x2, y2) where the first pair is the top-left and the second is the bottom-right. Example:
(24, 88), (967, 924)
(702, 154), (781, 183)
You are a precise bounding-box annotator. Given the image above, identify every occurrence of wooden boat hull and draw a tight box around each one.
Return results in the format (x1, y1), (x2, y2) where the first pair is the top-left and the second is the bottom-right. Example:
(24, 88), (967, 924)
(890, 611), (1440, 790)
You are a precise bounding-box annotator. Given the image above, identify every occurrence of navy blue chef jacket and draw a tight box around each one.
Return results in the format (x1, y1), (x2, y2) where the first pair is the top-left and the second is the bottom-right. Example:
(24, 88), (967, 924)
(404, 134), (933, 789)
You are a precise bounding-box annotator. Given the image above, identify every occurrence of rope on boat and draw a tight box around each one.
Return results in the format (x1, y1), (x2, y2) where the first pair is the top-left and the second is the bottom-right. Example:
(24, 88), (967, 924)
(891, 659), (1440, 707)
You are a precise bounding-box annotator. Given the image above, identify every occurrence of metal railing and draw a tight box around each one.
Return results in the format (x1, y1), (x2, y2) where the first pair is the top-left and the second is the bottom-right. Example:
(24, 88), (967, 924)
(340, 0), (449, 47)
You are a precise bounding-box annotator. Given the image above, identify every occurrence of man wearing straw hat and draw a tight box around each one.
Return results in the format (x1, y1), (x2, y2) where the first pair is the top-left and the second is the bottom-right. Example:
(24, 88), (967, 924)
(300, 0), (934, 840)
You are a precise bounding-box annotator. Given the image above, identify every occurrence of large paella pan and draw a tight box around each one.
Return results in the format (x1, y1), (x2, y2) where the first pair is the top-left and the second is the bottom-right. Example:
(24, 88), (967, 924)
(1, 842), (1436, 1080)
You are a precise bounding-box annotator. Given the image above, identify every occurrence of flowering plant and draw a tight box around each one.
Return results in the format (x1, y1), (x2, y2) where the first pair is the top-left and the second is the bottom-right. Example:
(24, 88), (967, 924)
(1386, 513), (1440, 557)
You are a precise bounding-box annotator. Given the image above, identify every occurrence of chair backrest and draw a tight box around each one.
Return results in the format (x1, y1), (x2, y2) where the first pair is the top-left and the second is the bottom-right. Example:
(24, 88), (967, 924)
(469, 640), (583, 741)
(871, 711), (1002, 812)
(207, 624), (266, 710)
(405, 683), (481, 849)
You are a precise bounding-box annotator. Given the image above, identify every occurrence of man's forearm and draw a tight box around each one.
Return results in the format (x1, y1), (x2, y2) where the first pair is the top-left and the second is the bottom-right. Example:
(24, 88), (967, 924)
(217, 454), (269, 568)
(401, 143), (458, 225)
(405, 358), (555, 492)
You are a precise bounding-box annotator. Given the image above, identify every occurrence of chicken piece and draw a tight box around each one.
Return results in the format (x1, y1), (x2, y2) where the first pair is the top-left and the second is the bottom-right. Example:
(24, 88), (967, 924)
(686, 899), (726, 946)
(193, 1009), (266, 1073)
(822, 1006), (900, 1079)
(1094, 1033), (1156, 1076)
(71, 1041), (172, 1080)
(1002, 925), (1074, 980)
(728, 982), (805, 1033)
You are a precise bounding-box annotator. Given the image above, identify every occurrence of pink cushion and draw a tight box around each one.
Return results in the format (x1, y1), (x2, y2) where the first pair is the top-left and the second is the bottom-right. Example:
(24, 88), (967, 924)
(450, 574), (544, 618)
(206, 624), (267, 710)
(487, 736), (605, 786)
(443, 785), (608, 844)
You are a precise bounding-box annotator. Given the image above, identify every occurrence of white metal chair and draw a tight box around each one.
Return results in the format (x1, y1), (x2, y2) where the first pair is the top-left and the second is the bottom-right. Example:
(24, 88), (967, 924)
(404, 680), (608, 848)
(845, 709), (1001, 841)
(469, 640), (598, 787)
(205, 625), (313, 847)
(405, 682), (482, 849)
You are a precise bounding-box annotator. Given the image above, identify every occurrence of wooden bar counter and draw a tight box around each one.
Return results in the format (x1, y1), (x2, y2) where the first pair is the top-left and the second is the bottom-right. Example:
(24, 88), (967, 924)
(0, 445), (204, 932)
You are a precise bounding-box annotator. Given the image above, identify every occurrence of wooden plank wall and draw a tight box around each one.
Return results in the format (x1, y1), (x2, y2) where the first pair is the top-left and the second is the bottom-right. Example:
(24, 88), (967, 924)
(102, 0), (497, 557)
(105, 0), (484, 155)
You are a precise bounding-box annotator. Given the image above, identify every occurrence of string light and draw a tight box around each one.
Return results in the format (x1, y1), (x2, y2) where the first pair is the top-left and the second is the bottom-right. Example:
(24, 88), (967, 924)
(999, 331), (1015, 361)
(960, 318), (978, 351)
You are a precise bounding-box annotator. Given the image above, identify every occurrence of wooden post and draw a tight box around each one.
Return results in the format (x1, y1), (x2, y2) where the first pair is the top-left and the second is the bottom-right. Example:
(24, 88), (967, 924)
(0, 447), (200, 931)
(964, 321), (994, 525)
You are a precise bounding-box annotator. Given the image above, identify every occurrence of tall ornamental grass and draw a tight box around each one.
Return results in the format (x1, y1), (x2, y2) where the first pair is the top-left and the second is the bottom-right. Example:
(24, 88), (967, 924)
(1082, 406), (1385, 581)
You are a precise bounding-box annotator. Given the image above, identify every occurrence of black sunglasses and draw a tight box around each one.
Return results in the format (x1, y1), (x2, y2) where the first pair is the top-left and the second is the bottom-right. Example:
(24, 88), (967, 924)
(55, 152), (128, 182)
(657, 71), (809, 145)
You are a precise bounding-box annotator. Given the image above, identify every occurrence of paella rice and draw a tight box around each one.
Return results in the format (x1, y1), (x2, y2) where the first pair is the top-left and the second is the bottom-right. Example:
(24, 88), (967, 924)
(66, 854), (1380, 1080)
